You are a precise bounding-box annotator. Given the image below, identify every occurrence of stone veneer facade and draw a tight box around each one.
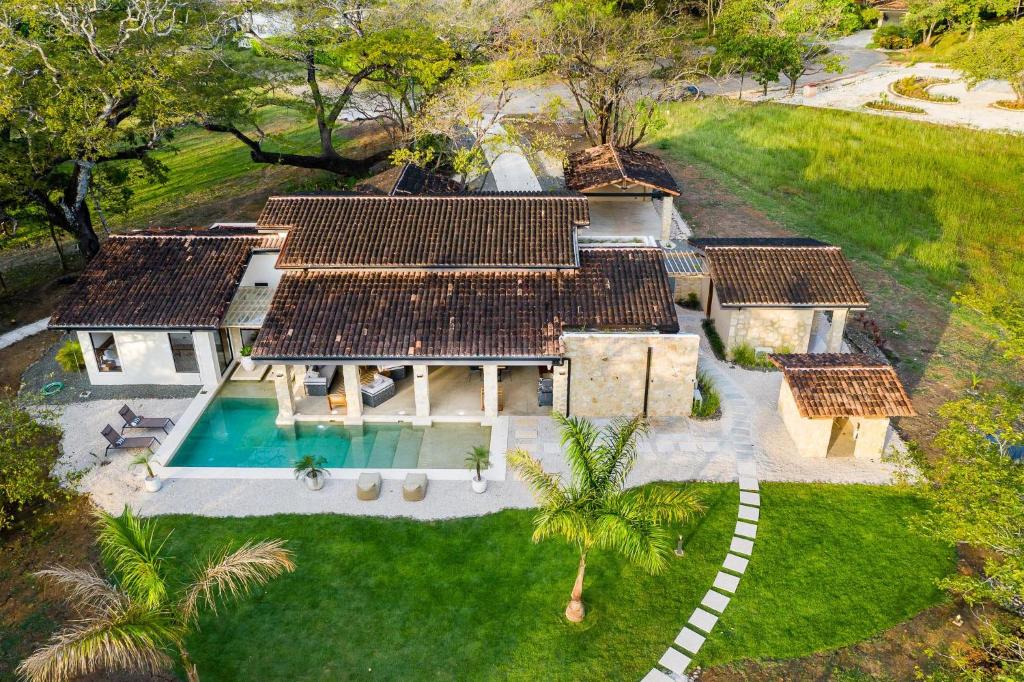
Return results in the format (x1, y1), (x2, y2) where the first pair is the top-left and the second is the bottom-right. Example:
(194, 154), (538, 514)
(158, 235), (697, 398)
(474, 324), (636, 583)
(709, 289), (849, 354)
(553, 332), (700, 418)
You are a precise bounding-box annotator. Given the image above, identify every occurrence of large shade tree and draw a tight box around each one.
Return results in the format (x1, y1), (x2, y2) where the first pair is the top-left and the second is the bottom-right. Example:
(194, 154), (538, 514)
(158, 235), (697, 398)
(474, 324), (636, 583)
(19, 506), (294, 682)
(515, 0), (702, 148)
(0, 0), (225, 259)
(508, 414), (704, 622)
(202, 0), (462, 175)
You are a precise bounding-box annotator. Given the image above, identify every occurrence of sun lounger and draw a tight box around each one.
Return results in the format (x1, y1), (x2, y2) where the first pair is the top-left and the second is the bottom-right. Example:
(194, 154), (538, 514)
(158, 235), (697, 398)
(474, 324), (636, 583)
(402, 473), (428, 502)
(101, 425), (160, 456)
(118, 405), (174, 434)
(357, 472), (381, 501)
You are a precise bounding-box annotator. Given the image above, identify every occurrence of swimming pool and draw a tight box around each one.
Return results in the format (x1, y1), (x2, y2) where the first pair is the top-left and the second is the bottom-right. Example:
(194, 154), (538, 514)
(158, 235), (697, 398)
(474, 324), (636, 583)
(167, 394), (491, 469)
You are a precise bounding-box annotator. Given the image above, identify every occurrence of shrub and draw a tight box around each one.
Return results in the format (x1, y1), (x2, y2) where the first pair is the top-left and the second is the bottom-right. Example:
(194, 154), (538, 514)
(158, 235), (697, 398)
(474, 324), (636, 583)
(860, 7), (881, 26)
(873, 25), (918, 50)
(0, 397), (65, 531)
(702, 319), (726, 360)
(891, 76), (959, 103)
(55, 339), (85, 373)
(729, 343), (775, 370)
(692, 370), (721, 420)
(680, 292), (701, 310)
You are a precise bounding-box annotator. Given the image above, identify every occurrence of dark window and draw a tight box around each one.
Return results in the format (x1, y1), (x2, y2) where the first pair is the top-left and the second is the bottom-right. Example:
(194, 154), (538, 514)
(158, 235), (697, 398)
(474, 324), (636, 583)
(169, 333), (200, 373)
(90, 332), (122, 372)
(216, 329), (232, 375)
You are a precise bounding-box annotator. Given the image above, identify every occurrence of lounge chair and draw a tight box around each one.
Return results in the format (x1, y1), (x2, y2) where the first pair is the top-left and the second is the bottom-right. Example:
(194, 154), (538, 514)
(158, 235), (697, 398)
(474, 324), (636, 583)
(118, 405), (174, 434)
(102, 425), (160, 456)
(402, 473), (428, 502)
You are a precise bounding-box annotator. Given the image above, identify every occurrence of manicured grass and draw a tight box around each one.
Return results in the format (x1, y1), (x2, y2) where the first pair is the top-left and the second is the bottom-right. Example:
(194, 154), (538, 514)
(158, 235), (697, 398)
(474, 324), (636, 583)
(111, 106), (321, 228)
(652, 99), (1024, 302)
(696, 484), (953, 666)
(156, 483), (952, 680)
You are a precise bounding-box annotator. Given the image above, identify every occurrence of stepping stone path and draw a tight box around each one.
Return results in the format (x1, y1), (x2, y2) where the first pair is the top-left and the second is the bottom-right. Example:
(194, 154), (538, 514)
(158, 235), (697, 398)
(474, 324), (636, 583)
(643, 355), (762, 682)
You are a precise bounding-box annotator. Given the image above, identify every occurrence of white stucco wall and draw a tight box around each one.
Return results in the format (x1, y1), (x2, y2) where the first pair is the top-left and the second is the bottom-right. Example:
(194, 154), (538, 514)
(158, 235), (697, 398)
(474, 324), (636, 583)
(239, 252), (283, 288)
(851, 417), (891, 459)
(78, 329), (222, 387)
(777, 380), (834, 458)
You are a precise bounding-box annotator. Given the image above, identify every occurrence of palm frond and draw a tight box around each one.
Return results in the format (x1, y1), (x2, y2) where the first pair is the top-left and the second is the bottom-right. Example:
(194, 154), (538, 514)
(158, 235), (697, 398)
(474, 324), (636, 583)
(554, 412), (602, 492)
(34, 567), (122, 617)
(620, 485), (705, 524)
(17, 599), (179, 682)
(592, 507), (673, 574)
(179, 539), (294, 625)
(507, 448), (567, 506)
(531, 505), (591, 547)
(599, 415), (648, 492)
(95, 507), (169, 608)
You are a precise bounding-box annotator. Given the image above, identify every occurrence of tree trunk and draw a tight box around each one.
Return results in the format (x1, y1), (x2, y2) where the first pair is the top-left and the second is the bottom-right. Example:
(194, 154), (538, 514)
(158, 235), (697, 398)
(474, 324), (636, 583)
(565, 552), (587, 622)
(178, 644), (200, 682)
(60, 161), (101, 260)
(48, 223), (68, 273)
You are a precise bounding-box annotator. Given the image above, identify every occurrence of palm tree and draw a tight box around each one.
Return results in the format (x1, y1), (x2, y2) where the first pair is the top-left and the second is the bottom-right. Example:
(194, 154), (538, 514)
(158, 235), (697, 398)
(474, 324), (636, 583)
(508, 413), (703, 623)
(19, 506), (294, 682)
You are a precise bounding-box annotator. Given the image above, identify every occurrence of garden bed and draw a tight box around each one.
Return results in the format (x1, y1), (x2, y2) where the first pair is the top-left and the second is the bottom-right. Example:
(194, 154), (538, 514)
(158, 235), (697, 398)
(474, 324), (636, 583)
(889, 77), (959, 104)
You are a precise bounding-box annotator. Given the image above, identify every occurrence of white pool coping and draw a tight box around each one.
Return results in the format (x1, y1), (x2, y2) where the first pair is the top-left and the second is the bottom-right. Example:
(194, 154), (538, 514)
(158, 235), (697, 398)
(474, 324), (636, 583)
(153, 380), (510, 482)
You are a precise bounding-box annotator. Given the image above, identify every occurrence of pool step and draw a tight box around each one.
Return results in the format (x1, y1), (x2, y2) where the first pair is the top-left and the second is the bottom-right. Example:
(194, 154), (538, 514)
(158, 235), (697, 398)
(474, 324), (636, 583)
(367, 430), (402, 468)
(393, 429), (423, 468)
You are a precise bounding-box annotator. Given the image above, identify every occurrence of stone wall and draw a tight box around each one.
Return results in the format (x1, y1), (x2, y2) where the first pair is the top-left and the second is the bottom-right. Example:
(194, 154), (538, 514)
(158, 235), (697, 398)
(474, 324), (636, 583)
(710, 290), (815, 354)
(561, 332), (699, 418)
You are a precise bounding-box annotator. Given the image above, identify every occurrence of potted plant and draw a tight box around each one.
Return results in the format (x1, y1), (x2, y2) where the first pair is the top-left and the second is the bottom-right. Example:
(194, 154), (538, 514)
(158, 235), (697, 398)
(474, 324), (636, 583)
(294, 455), (329, 491)
(131, 453), (162, 493)
(239, 344), (255, 371)
(465, 445), (491, 494)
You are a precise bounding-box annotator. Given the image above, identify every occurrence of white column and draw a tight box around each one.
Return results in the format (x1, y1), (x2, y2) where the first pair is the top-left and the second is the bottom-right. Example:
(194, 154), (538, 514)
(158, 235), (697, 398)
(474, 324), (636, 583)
(193, 331), (221, 387)
(825, 308), (849, 352)
(273, 364), (294, 425)
(228, 327), (243, 360)
(552, 363), (569, 416)
(413, 365), (430, 421)
(483, 365), (499, 417)
(660, 196), (673, 241)
(342, 364), (362, 420)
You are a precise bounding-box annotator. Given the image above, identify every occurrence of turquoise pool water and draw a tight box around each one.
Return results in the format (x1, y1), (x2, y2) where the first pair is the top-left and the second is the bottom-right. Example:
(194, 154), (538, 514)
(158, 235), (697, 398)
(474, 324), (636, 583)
(168, 395), (490, 468)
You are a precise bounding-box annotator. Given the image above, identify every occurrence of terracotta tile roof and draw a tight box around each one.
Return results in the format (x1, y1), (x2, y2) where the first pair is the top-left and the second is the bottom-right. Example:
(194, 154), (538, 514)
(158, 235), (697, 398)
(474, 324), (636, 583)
(701, 241), (868, 307)
(260, 195), (590, 269)
(252, 248), (678, 360)
(771, 353), (916, 418)
(49, 235), (259, 330)
(564, 144), (680, 196)
(355, 164), (463, 196)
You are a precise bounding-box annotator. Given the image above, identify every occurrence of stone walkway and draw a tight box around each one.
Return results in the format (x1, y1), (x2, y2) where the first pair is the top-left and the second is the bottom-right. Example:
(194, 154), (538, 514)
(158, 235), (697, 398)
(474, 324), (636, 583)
(0, 317), (49, 350)
(643, 353), (763, 682)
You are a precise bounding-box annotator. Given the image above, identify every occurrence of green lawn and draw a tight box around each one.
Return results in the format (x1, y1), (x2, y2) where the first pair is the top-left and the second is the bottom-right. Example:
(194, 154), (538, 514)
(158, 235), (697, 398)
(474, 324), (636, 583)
(157, 483), (952, 680)
(652, 99), (1024, 303)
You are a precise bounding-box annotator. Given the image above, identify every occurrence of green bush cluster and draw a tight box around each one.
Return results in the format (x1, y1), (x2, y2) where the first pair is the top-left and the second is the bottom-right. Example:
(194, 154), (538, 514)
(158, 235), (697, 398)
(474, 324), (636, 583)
(55, 339), (85, 373)
(692, 370), (722, 420)
(729, 343), (775, 370)
(702, 319), (726, 360)
(0, 398), (65, 531)
(874, 25), (917, 50)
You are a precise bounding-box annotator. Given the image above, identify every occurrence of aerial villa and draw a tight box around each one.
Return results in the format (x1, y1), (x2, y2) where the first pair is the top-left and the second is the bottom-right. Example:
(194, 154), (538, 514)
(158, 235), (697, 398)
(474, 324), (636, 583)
(49, 191), (699, 475)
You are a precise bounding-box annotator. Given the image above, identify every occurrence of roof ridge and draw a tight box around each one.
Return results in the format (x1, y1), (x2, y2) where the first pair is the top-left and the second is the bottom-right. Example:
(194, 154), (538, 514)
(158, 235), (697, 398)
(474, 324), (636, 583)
(607, 144), (629, 181)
